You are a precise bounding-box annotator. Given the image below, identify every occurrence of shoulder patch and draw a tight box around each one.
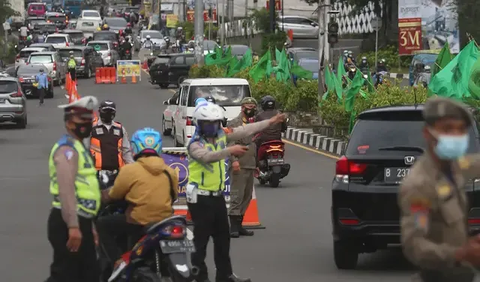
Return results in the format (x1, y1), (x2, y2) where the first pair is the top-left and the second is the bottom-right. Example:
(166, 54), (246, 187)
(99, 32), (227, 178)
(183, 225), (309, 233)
(57, 134), (75, 147)
(64, 149), (75, 160)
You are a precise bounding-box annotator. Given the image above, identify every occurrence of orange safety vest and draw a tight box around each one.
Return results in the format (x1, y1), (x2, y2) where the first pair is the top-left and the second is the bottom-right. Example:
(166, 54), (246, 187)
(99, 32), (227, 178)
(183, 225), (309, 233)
(90, 120), (125, 170)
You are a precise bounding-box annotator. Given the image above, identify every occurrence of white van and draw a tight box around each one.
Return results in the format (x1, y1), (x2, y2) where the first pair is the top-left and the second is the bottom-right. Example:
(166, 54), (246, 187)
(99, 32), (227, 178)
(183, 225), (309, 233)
(76, 18), (102, 34)
(166, 78), (251, 146)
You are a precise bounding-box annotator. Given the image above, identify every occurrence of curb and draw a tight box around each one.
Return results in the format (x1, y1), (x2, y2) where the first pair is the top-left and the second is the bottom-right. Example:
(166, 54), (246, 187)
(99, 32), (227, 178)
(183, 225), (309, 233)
(282, 127), (347, 156)
(388, 73), (409, 79)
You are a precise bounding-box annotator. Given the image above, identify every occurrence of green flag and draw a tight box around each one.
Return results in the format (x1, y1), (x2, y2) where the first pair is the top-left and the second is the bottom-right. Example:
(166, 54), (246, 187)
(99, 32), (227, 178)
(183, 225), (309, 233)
(249, 51), (272, 83)
(275, 49), (290, 82)
(428, 41), (479, 100)
(431, 42), (452, 78)
(344, 70), (365, 112)
(227, 49), (252, 77)
(336, 57), (346, 85)
(468, 56), (480, 99)
(367, 71), (375, 93)
(291, 61), (313, 80)
(323, 66), (334, 99)
(226, 56), (239, 77)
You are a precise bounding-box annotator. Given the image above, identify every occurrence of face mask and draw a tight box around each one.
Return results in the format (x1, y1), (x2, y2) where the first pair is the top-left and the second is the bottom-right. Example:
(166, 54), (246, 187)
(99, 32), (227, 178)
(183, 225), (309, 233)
(243, 108), (256, 118)
(73, 122), (93, 139)
(434, 134), (469, 160)
(200, 122), (219, 137)
(100, 112), (114, 124)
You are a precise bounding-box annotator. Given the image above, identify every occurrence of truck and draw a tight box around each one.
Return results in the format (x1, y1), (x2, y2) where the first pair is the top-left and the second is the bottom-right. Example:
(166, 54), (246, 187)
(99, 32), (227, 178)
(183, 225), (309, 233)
(8, 0), (26, 29)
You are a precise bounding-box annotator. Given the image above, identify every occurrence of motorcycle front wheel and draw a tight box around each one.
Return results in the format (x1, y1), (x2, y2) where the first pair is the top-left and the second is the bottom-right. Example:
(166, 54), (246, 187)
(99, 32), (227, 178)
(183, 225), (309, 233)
(132, 267), (162, 282)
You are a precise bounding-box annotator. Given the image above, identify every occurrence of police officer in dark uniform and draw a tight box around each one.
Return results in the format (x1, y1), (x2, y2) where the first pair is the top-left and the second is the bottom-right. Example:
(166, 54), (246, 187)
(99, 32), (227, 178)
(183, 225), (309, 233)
(399, 97), (480, 282)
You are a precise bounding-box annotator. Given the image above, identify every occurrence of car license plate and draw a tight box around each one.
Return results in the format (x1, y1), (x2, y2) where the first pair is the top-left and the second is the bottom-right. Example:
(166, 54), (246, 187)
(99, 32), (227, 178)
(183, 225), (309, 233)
(384, 167), (410, 183)
(159, 239), (195, 254)
(267, 158), (284, 165)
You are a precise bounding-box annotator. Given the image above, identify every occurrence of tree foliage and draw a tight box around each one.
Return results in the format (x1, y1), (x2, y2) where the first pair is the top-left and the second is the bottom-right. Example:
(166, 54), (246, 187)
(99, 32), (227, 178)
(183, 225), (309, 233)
(0, 0), (18, 31)
(246, 7), (279, 33)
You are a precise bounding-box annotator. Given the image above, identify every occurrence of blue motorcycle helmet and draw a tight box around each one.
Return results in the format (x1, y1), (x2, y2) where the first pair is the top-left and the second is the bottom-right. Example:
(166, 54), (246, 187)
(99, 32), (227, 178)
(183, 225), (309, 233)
(130, 127), (162, 160)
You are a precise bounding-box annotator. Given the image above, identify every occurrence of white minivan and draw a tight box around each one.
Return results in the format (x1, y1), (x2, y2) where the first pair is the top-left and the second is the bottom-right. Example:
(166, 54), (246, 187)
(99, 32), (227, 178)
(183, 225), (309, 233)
(164, 78), (251, 147)
(45, 34), (72, 48)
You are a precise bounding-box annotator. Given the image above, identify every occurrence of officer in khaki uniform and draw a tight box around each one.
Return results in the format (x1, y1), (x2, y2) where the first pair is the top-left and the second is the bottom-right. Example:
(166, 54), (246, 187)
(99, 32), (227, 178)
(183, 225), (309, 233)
(399, 97), (480, 282)
(227, 97), (258, 238)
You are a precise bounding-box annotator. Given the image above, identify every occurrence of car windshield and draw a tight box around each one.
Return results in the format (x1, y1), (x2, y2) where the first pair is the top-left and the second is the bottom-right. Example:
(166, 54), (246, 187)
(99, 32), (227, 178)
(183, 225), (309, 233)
(46, 36), (66, 43)
(0, 81), (18, 93)
(299, 60), (318, 72)
(17, 65), (45, 75)
(58, 49), (83, 58)
(105, 18), (127, 27)
(37, 24), (56, 31)
(231, 46), (249, 56)
(142, 32), (163, 39)
(94, 33), (116, 41)
(87, 42), (109, 51)
(203, 40), (218, 51)
(83, 11), (99, 17)
(66, 32), (83, 39)
(47, 15), (66, 21)
(296, 51), (318, 61)
(19, 50), (43, 58)
(188, 85), (250, 107)
(346, 112), (479, 155)
(29, 55), (53, 63)
(30, 19), (45, 24)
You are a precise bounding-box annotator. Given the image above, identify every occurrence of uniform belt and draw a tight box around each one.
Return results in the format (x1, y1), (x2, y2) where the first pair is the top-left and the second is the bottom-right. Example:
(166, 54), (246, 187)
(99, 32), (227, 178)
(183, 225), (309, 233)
(53, 195), (96, 218)
(197, 190), (223, 197)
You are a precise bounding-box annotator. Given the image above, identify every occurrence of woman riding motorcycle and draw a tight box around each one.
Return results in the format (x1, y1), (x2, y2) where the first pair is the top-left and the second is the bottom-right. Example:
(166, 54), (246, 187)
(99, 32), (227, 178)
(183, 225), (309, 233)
(96, 127), (178, 265)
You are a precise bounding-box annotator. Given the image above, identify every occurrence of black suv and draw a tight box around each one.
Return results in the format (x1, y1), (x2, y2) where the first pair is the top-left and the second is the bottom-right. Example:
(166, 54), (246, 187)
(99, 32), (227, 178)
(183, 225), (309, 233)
(331, 105), (480, 269)
(149, 53), (195, 88)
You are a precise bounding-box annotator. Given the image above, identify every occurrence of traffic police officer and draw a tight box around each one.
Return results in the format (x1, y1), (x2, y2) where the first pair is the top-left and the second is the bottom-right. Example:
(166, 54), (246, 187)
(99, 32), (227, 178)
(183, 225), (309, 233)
(186, 101), (286, 282)
(67, 51), (77, 81)
(46, 96), (100, 282)
(227, 97), (258, 238)
(399, 97), (480, 282)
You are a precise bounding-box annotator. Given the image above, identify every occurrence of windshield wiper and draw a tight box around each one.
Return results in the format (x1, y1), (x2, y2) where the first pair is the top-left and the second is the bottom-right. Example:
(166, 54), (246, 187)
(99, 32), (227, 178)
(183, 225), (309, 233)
(378, 146), (424, 153)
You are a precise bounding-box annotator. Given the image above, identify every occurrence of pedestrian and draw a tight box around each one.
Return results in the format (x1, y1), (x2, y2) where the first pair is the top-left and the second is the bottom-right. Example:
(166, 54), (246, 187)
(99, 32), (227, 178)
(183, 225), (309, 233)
(46, 96), (100, 282)
(399, 97), (480, 282)
(35, 68), (48, 106)
(227, 97), (258, 238)
(186, 101), (286, 282)
(67, 51), (77, 82)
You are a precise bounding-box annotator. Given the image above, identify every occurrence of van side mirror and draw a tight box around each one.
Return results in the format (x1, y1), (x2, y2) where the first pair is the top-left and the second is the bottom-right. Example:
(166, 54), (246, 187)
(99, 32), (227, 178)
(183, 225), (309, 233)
(163, 100), (169, 105)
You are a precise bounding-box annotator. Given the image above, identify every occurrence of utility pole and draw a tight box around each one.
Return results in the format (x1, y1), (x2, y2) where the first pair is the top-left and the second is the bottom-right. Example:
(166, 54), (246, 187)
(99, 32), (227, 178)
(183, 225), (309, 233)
(158, 0), (162, 30)
(324, 0), (330, 63)
(194, 0), (205, 65)
(178, 0), (182, 21)
(317, 0), (325, 94)
(269, 0), (275, 33)
(220, 0), (226, 45)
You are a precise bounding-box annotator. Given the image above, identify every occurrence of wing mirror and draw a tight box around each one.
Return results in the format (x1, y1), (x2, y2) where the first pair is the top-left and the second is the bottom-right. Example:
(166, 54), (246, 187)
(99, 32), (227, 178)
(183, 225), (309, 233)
(163, 99), (170, 105)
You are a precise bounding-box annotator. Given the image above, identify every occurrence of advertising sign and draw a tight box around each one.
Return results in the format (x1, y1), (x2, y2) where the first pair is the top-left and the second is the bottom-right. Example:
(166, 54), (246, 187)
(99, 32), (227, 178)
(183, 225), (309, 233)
(161, 151), (230, 197)
(266, 0), (282, 11)
(116, 60), (141, 80)
(166, 14), (178, 28)
(398, 0), (460, 55)
(186, 9), (217, 23)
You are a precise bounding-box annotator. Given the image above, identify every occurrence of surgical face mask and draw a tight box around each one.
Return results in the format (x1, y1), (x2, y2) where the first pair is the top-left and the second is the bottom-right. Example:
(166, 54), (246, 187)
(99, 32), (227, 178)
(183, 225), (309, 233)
(73, 122), (93, 139)
(200, 122), (220, 137)
(100, 112), (115, 124)
(243, 107), (256, 118)
(433, 133), (469, 160)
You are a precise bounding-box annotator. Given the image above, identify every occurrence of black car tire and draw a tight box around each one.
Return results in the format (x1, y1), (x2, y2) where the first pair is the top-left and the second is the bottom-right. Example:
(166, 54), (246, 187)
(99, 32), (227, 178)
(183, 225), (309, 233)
(333, 240), (358, 270)
(160, 84), (168, 89)
(17, 116), (27, 129)
(162, 116), (172, 136)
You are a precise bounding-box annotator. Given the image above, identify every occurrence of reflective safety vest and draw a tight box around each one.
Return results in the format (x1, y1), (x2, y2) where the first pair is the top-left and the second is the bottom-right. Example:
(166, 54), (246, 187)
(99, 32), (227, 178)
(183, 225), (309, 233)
(188, 132), (227, 192)
(49, 134), (101, 216)
(68, 58), (76, 69)
(90, 121), (125, 170)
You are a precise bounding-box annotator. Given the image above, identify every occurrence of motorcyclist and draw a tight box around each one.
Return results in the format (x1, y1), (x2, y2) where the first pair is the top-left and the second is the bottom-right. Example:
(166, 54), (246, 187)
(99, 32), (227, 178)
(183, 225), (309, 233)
(96, 127), (178, 264)
(124, 23), (133, 36)
(342, 50), (349, 64)
(255, 96), (287, 149)
(119, 36), (132, 59)
(414, 64), (431, 88)
(377, 59), (388, 72)
(143, 34), (153, 49)
(25, 34), (33, 47)
(348, 51), (355, 64)
(102, 24), (109, 31)
(359, 56), (369, 73)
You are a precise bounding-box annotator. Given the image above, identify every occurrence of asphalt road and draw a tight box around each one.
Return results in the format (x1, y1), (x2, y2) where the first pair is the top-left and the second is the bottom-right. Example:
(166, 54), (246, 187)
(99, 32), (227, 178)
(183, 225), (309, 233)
(0, 69), (421, 281)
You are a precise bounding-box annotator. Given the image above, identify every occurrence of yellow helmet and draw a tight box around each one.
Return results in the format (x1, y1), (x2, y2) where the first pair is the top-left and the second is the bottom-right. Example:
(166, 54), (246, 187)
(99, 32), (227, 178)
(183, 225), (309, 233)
(103, 24), (108, 28)
(96, 26), (101, 31)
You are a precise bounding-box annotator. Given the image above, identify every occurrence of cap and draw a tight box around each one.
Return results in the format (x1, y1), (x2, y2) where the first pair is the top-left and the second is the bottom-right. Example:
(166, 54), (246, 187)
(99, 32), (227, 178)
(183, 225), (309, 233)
(59, 96), (98, 119)
(241, 97), (257, 106)
(423, 97), (472, 127)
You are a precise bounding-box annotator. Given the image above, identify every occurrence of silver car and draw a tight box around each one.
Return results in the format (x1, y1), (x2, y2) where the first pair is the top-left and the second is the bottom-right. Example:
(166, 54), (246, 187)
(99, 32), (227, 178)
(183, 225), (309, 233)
(135, 30), (166, 51)
(86, 40), (120, 67)
(15, 47), (48, 67)
(0, 76), (27, 128)
(277, 16), (319, 39)
(26, 51), (67, 86)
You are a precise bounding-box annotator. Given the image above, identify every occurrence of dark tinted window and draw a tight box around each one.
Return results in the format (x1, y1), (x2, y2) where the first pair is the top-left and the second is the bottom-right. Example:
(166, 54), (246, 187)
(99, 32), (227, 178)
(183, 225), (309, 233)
(58, 49), (83, 58)
(295, 51), (318, 61)
(0, 81), (18, 93)
(173, 56), (184, 64)
(346, 111), (479, 155)
(185, 56), (195, 66)
(64, 32), (83, 39)
(83, 11), (100, 17)
(154, 57), (170, 65)
(93, 33), (116, 41)
(47, 15), (66, 22)
(188, 85), (250, 107)
(19, 49), (43, 58)
(46, 36), (67, 43)
(105, 18), (128, 27)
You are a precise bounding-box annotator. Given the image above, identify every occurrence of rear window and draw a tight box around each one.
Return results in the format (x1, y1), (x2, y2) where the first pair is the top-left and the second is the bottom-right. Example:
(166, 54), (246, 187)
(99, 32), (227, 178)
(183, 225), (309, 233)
(346, 111), (479, 155)
(19, 50), (40, 58)
(81, 21), (95, 27)
(93, 33), (116, 41)
(65, 32), (83, 39)
(188, 85), (250, 107)
(87, 42), (109, 51)
(58, 49), (83, 58)
(83, 11), (99, 17)
(29, 55), (53, 64)
(46, 36), (67, 43)
(30, 5), (45, 11)
(47, 15), (66, 22)
(0, 81), (18, 93)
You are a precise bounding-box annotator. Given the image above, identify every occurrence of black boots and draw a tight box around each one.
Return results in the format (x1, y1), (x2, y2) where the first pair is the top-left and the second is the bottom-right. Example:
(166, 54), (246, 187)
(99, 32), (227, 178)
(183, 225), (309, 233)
(216, 274), (251, 282)
(230, 216), (254, 238)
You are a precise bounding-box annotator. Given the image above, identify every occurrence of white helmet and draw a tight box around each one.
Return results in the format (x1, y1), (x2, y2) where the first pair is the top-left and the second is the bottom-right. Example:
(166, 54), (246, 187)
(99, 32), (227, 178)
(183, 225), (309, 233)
(146, 35), (151, 40)
(193, 102), (224, 122)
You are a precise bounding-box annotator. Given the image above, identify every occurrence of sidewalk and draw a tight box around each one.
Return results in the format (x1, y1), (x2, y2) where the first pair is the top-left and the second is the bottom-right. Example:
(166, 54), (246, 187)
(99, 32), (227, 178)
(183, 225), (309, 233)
(282, 127), (347, 156)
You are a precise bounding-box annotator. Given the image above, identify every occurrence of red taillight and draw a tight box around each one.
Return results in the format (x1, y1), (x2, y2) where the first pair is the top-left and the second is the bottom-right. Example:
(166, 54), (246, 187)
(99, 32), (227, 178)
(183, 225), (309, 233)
(19, 77), (24, 82)
(186, 117), (193, 126)
(16, 54), (20, 60)
(469, 219), (480, 225)
(339, 219), (360, 225)
(81, 58), (85, 65)
(335, 156), (367, 175)
(53, 61), (57, 71)
(172, 226), (183, 235)
(108, 52), (112, 57)
(65, 41), (69, 46)
(10, 89), (23, 97)
(82, 37), (86, 43)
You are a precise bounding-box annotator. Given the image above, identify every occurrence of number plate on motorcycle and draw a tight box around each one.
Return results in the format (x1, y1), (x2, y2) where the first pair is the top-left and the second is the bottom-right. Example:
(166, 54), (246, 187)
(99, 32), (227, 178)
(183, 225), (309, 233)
(160, 239), (195, 254)
(267, 158), (284, 165)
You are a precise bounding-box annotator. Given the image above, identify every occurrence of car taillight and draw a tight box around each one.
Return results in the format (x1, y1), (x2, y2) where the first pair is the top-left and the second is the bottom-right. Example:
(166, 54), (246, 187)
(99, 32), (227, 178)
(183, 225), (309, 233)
(10, 89), (23, 97)
(186, 117), (193, 126)
(82, 37), (86, 43)
(16, 54), (20, 60)
(113, 42), (118, 47)
(339, 219), (360, 225)
(335, 156), (367, 183)
(65, 41), (69, 46)
(47, 20), (51, 23)
(81, 58), (85, 65)
(108, 52), (112, 57)
(53, 61), (57, 71)
(19, 77), (24, 82)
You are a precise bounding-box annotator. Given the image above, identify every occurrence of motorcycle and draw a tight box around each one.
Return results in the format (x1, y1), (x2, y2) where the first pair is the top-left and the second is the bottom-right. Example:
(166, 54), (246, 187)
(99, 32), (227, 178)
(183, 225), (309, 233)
(373, 70), (388, 87)
(97, 172), (198, 282)
(347, 64), (356, 80)
(256, 140), (290, 188)
(122, 49), (132, 60)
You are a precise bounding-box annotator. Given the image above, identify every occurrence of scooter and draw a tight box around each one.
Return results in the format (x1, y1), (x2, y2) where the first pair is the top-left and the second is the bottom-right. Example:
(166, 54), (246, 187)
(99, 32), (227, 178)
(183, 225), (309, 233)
(256, 140), (290, 188)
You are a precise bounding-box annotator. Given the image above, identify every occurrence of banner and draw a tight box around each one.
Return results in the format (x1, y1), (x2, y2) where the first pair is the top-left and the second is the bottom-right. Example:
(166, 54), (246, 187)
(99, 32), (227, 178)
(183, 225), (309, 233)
(266, 0), (282, 11)
(186, 9), (217, 23)
(166, 14), (178, 28)
(161, 151), (230, 197)
(398, 0), (460, 55)
(116, 60), (141, 78)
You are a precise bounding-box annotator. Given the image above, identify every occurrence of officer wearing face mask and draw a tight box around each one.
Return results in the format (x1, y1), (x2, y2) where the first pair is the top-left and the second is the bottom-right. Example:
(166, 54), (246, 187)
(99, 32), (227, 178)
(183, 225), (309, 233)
(46, 96), (101, 282)
(226, 97), (258, 238)
(87, 100), (134, 172)
(399, 97), (480, 282)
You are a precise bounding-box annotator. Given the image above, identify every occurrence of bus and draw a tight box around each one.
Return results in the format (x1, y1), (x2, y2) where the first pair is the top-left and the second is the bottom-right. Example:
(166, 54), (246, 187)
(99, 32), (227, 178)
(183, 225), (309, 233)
(63, 0), (82, 17)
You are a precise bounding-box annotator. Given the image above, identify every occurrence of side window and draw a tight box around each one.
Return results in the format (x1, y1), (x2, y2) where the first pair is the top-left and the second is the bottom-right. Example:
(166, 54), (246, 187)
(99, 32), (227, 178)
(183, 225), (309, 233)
(173, 56), (184, 65)
(185, 56), (195, 66)
(171, 91), (180, 104)
(180, 86), (189, 106)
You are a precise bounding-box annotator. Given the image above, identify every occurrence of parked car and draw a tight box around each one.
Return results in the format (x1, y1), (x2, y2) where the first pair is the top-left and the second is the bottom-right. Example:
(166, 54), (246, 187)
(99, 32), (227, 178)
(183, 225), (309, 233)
(60, 29), (86, 45)
(45, 12), (68, 29)
(80, 9), (101, 21)
(15, 47), (48, 67)
(167, 78), (251, 146)
(331, 105), (480, 269)
(86, 40), (120, 67)
(45, 34), (72, 48)
(57, 46), (104, 78)
(287, 47), (318, 63)
(149, 53), (195, 88)
(0, 76), (27, 128)
(15, 63), (54, 98)
(29, 43), (56, 51)
(26, 51), (67, 85)
(277, 16), (319, 39)
(93, 31), (119, 49)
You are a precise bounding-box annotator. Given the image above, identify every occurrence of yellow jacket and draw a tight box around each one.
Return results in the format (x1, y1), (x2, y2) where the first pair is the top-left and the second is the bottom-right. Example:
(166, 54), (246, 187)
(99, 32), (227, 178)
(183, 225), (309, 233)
(109, 156), (178, 225)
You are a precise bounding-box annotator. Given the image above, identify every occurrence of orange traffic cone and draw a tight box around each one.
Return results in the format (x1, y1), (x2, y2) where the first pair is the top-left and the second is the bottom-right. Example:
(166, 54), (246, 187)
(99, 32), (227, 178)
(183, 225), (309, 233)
(241, 187), (265, 229)
(121, 73), (127, 84)
(142, 60), (148, 70)
(131, 74), (137, 84)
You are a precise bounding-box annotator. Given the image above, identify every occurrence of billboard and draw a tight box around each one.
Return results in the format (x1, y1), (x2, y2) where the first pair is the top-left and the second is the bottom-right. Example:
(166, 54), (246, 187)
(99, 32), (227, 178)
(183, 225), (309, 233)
(398, 0), (460, 55)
